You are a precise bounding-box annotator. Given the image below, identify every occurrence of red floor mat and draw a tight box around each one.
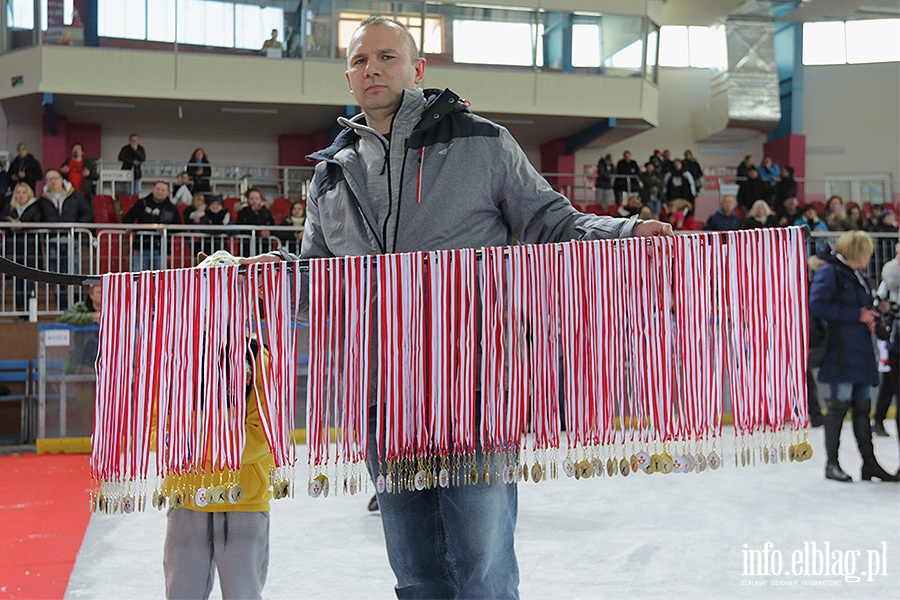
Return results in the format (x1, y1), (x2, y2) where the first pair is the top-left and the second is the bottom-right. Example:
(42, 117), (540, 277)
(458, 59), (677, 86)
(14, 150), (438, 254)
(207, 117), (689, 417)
(0, 453), (91, 599)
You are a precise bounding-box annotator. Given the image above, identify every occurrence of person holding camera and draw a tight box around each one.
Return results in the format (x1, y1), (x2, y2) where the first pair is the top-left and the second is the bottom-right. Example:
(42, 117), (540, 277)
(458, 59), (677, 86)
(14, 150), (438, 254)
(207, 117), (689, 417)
(872, 242), (899, 441)
(810, 231), (898, 483)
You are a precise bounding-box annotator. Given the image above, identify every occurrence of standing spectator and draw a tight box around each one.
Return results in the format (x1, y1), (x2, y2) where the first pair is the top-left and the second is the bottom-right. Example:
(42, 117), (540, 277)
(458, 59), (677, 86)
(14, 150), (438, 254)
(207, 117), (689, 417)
(648, 149), (663, 170)
(704, 195), (742, 231)
(872, 242), (899, 438)
(682, 149), (703, 194)
(614, 151), (639, 202)
(262, 29), (283, 51)
(843, 205), (864, 230)
(736, 154), (755, 204)
(6, 142), (43, 195)
(122, 180), (181, 271)
(60, 142), (99, 200)
(187, 148), (211, 193)
(39, 168), (93, 309)
(774, 165), (798, 210)
(594, 154), (615, 208)
(118, 133), (146, 195)
(743, 199), (776, 229)
(173, 172), (194, 206)
(660, 149), (674, 178)
(775, 196), (802, 227)
(1, 182), (42, 312)
(637, 162), (664, 215)
(664, 159), (696, 204)
(757, 155), (780, 201)
(810, 231), (898, 483)
(736, 167), (768, 213)
(236, 187), (275, 256)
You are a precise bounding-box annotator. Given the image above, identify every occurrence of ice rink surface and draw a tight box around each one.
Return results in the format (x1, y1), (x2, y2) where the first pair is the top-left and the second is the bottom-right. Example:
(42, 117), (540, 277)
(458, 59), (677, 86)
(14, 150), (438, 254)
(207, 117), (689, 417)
(66, 424), (900, 599)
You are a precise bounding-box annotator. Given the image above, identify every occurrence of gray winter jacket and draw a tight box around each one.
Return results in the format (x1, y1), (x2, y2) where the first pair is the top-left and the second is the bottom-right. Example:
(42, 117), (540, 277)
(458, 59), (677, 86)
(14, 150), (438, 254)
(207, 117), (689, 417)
(293, 87), (637, 261)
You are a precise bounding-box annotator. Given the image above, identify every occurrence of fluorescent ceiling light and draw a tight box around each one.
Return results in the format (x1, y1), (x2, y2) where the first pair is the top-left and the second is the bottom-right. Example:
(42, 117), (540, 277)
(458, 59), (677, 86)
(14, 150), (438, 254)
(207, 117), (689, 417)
(221, 107), (279, 115)
(74, 101), (135, 109)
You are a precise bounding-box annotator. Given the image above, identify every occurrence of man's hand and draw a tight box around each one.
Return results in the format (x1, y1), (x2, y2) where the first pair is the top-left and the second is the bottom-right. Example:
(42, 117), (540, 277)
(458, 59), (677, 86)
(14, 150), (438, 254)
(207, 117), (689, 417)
(238, 253), (281, 266)
(860, 307), (879, 333)
(634, 219), (674, 237)
(92, 311), (101, 324)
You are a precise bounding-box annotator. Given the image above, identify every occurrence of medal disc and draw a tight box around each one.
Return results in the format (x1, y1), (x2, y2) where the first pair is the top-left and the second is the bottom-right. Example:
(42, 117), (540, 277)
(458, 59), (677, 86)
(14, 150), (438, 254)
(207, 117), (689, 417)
(414, 470), (427, 491)
(228, 484), (244, 504)
(562, 458), (576, 478)
(193, 488), (208, 508)
(531, 463), (543, 483)
(438, 469), (450, 488)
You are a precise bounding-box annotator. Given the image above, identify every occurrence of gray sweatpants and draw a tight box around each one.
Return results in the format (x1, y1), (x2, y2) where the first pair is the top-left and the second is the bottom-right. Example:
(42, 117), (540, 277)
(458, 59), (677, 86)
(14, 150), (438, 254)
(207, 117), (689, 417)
(164, 509), (270, 600)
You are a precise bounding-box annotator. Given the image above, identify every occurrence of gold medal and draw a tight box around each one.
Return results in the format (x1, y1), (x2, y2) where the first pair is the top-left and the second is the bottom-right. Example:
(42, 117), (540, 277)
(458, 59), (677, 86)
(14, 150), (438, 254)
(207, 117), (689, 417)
(469, 467), (479, 486)
(659, 454), (674, 475)
(630, 454), (639, 473)
(228, 484), (244, 504)
(531, 463), (543, 483)
(788, 444), (796, 462)
(696, 452), (707, 472)
(619, 457), (630, 476)
(577, 460), (593, 479)
(482, 467), (491, 486)
(797, 442), (813, 462)
(606, 458), (615, 477)
(643, 458), (656, 475)
(171, 490), (184, 509)
(213, 487), (227, 504)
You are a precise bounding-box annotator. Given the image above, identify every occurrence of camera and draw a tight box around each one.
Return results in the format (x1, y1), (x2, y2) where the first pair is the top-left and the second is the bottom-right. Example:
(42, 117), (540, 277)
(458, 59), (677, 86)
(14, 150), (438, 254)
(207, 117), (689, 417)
(874, 299), (899, 342)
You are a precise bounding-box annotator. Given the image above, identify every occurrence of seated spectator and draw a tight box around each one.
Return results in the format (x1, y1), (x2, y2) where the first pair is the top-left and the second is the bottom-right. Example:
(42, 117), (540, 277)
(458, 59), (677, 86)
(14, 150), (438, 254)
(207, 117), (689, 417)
(736, 167), (769, 213)
(122, 180), (182, 271)
(638, 204), (656, 221)
(59, 283), (101, 374)
(843, 205), (864, 230)
(617, 194), (643, 218)
(60, 142), (99, 200)
(865, 204), (886, 231)
(1, 182), (42, 312)
(173, 172), (194, 206)
(824, 195), (844, 220)
(825, 205), (847, 233)
(276, 200), (306, 243)
(664, 159), (696, 204)
(637, 162), (664, 215)
(236, 188), (274, 255)
(187, 148), (211, 193)
(183, 193), (207, 225)
(705, 195), (743, 231)
(774, 166), (798, 210)
(743, 199), (776, 229)
(870, 209), (898, 233)
(199, 195), (231, 253)
(795, 204), (830, 254)
(664, 199), (702, 231)
(775, 196), (802, 227)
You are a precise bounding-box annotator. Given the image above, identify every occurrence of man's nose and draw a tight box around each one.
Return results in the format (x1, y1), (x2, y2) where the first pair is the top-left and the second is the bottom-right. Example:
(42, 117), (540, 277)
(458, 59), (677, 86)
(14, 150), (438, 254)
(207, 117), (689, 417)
(365, 60), (380, 77)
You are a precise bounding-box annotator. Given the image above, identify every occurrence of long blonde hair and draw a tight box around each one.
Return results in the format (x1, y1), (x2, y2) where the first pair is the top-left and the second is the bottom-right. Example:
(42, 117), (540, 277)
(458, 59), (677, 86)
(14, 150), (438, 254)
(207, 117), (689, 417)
(12, 182), (36, 207)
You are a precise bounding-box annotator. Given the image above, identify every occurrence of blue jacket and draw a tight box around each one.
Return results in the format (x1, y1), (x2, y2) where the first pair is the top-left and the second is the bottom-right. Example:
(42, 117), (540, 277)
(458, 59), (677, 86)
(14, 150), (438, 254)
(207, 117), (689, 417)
(704, 209), (742, 231)
(809, 256), (879, 386)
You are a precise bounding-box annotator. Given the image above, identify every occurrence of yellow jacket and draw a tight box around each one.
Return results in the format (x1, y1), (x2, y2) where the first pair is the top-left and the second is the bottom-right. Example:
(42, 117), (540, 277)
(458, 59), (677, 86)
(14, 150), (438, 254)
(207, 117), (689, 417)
(154, 347), (275, 513)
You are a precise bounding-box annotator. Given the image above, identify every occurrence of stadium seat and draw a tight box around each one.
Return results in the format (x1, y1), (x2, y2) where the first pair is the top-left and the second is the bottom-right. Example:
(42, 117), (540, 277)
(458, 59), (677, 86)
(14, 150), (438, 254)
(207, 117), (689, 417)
(812, 201), (826, 215)
(119, 194), (139, 216)
(224, 197), (242, 221)
(92, 195), (119, 224)
(98, 234), (126, 274)
(168, 235), (193, 269)
(271, 197), (292, 224)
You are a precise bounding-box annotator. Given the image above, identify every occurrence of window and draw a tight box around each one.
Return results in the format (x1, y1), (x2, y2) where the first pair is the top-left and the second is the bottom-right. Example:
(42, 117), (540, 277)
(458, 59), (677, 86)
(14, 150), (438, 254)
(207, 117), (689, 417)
(452, 20), (539, 67)
(803, 19), (900, 65)
(571, 23), (600, 68)
(658, 25), (726, 68)
(826, 175), (891, 205)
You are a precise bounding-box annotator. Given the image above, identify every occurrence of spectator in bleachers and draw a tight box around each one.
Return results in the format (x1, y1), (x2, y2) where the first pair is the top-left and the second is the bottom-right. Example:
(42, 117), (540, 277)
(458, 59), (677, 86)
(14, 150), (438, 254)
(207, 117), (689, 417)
(1, 182), (42, 312)
(122, 180), (182, 271)
(865, 203), (886, 232)
(173, 172), (194, 206)
(794, 203), (822, 229)
(0, 171), (10, 209)
(118, 133), (146, 196)
(594, 154), (615, 208)
(60, 142), (99, 200)
(660, 149), (674, 178)
(617, 194), (643, 218)
(187, 148), (211, 193)
(183, 193), (207, 225)
(743, 199), (776, 229)
(871, 209), (898, 233)
(774, 165), (798, 210)
(843, 205), (864, 230)
(736, 154), (755, 204)
(824, 195), (844, 220)
(757, 155), (780, 202)
(637, 162), (664, 216)
(705, 194), (742, 231)
(736, 167), (768, 214)
(236, 188), (274, 255)
(59, 283), (101, 373)
(614, 151), (640, 201)
(775, 196), (802, 227)
(825, 205), (847, 233)
(199, 196), (232, 254)
(638, 204), (656, 221)
(682, 149), (703, 194)
(648, 149), (663, 171)
(664, 159), (696, 204)
(262, 29), (284, 51)
(664, 199), (702, 231)
(6, 142), (43, 196)
(276, 200), (306, 241)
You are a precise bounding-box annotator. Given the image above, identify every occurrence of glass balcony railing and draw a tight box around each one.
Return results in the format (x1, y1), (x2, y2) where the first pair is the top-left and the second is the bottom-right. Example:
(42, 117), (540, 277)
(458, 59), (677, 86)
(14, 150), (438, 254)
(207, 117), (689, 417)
(2, 0), (660, 83)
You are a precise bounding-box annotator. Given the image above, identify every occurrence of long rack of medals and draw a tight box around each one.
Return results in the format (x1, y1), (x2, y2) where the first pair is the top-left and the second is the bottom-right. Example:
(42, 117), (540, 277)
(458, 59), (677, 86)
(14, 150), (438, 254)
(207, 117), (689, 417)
(306, 227), (814, 498)
(90, 261), (302, 514)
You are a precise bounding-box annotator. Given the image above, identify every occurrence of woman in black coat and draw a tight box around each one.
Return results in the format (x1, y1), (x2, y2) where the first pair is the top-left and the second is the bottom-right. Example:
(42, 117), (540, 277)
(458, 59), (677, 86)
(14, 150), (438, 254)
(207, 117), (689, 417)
(1, 182), (43, 311)
(809, 231), (898, 483)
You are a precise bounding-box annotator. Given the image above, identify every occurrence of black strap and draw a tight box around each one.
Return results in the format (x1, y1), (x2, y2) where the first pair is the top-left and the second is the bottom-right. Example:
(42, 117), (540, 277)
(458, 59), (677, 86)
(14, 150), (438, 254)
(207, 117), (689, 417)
(0, 256), (100, 287)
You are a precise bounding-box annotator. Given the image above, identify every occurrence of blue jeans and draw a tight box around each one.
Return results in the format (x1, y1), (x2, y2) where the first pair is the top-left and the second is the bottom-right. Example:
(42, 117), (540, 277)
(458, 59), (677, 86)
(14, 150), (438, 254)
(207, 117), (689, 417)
(366, 409), (519, 599)
(131, 248), (162, 272)
(126, 178), (141, 196)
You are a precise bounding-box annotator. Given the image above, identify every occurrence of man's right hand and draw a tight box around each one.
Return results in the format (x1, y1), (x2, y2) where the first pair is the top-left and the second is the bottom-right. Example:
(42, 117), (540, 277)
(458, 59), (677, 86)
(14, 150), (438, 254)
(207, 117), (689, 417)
(860, 307), (879, 332)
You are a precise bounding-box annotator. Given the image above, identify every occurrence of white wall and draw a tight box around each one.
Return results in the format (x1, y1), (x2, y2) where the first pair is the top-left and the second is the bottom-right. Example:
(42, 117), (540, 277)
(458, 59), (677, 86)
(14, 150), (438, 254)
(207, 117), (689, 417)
(99, 129), (279, 169)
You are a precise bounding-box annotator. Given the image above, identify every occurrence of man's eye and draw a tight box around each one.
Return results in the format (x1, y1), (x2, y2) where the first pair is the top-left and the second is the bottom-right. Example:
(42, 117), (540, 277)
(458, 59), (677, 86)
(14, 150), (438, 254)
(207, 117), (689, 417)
(353, 58), (366, 66)
(382, 54), (394, 61)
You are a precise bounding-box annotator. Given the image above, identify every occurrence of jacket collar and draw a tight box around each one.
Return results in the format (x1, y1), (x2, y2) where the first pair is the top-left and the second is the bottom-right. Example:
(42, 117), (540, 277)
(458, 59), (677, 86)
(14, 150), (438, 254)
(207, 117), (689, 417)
(308, 88), (469, 163)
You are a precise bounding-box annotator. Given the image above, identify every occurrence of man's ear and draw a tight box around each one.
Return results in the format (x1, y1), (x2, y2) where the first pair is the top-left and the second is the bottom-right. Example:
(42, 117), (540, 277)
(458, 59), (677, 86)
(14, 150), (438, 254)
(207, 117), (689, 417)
(413, 57), (426, 85)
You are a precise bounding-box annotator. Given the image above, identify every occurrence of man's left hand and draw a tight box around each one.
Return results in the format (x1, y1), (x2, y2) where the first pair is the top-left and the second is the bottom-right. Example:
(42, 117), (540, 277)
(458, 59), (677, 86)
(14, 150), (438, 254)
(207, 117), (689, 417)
(634, 219), (674, 237)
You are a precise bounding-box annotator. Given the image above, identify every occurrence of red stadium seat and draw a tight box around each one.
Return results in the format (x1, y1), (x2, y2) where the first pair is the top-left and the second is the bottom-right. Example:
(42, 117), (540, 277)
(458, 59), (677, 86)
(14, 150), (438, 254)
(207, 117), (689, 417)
(92, 195), (119, 224)
(581, 204), (606, 216)
(224, 197), (242, 221)
(812, 201), (825, 215)
(271, 197), (292, 224)
(119, 194), (139, 216)
(168, 236), (193, 269)
(98, 234), (126, 274)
